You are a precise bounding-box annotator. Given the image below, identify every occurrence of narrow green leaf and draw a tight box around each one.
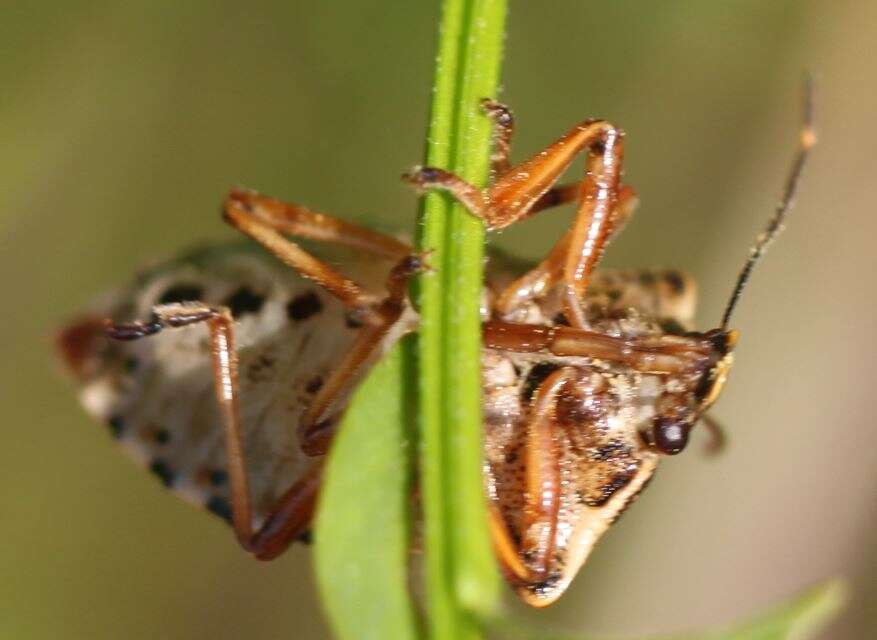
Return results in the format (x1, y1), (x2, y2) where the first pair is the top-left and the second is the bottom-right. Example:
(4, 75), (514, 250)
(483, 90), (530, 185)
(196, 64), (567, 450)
(314, 338), (419, 640)
(416, 0), (508, 638)
(495, 578), (848, 640)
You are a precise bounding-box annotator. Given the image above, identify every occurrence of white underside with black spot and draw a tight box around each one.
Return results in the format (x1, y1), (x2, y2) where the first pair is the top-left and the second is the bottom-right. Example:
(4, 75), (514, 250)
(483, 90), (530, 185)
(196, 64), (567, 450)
(71, 242), (396, 529)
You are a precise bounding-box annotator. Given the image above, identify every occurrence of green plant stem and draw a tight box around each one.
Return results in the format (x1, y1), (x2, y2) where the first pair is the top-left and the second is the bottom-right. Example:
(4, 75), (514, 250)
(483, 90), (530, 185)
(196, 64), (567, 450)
(416, 0), (508, 638)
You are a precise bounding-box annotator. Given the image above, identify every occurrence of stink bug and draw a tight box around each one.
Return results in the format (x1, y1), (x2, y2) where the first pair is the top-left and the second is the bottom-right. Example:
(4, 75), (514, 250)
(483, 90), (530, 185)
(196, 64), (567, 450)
(57, 85), (814, 607)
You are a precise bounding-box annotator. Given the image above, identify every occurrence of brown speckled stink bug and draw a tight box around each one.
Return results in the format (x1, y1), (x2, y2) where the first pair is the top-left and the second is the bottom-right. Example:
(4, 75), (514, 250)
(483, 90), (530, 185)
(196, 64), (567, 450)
(57, 86), (814, 607)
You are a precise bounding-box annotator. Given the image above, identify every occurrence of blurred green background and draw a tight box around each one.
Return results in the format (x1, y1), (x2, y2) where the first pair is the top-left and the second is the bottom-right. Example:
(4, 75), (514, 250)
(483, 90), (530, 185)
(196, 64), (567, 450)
(1, 1), (875, 638)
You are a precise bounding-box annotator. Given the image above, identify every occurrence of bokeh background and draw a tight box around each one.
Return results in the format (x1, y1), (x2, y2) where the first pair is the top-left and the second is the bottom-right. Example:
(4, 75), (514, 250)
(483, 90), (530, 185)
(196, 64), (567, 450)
(2, 1), (875, 638)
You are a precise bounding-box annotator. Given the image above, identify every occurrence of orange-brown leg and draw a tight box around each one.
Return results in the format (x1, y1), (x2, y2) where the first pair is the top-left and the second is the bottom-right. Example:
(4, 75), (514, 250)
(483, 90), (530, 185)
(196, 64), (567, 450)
(419, 103), (635, 319)
(227, 188), (411, 260)
(108, 303), (277, 553)
(480, 98), (582, 216)
(403, 166), (584, 225)
(489, 504), (533, 584)
(249, 462), (324, 560)
(495, 184), (638, 316)
(297, 253), (425, 455)
(404, 109), (626, 327)
(223, 189), (425, 440)
(104, 281), (415, 559)
(105, 203), (424, 558)
(404, 118), (622, 231)
(483, 320), (714, 375)
(487, 367), (575, 583)
(224, 190), (413, 325)
(560, 127), (624, 327)
(522, 367), (575, 576)
(480, 99), (637, 314)
(406, 100), (595, 227)
(224, 196), (374, 320)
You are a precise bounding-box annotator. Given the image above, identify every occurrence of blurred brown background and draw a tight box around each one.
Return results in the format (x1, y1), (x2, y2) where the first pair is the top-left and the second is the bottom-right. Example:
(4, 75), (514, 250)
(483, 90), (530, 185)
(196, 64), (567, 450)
(1, 1), (874, 638)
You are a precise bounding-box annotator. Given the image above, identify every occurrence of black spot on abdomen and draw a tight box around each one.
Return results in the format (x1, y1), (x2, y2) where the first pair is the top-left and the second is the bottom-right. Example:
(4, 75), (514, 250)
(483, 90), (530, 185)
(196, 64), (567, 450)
(664, 271), (686, 295)
(287, 291), (323, 321)
(583, 471), (635, 507)
(206, 495), (233, 524)
(149, 459), (175, 487)
(158, 284), (204, 305)
(208, 469), (228, 487)
(223, 286), (265, 317)
(107, 415), (125, 438)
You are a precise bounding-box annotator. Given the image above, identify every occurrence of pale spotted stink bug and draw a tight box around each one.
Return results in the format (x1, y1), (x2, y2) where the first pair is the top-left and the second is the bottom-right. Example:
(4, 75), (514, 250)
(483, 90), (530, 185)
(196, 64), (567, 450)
(57, 86), (814, 606)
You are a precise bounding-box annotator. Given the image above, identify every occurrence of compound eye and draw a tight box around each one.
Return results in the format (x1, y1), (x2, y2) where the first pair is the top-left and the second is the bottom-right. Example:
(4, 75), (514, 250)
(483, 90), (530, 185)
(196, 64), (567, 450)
(653, 417), (690, 455)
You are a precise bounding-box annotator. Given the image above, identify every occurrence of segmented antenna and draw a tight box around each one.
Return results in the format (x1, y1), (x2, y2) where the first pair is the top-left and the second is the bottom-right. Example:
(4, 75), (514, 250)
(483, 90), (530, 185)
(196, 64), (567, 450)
(720, 77), (817, 330)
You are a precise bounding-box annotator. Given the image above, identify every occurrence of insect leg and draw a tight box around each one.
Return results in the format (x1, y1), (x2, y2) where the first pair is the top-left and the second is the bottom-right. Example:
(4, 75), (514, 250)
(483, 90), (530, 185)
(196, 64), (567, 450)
(482, 98), (515, 178)
(404, 165), (583, 223)
(247, 461), (323, 560)
(488, 504), (533, 583)
(403, 119), (621, 231)
(226, 188), (411, 260)
(481, 100), (609, 218)
(402, 166), (490, 215)
(225, 197), (377, 319)
(108, 303), (257, 547)
(522, 367), (575, 576)
(483, 320), (713, 375)
(298, 253), (426, 453)
(559, 127), (624, 328)
(107, 303), (330, 559)
(495, 185), (638, 315)
(399, 99), (519, 211)
(487, 368), (575, 584)
(224, 191), (421, 326)
(405, 115), (626, 327)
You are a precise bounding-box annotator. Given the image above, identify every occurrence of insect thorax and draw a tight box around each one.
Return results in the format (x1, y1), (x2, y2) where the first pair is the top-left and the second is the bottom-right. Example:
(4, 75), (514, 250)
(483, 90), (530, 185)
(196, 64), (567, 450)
(480, 266), (700, 604)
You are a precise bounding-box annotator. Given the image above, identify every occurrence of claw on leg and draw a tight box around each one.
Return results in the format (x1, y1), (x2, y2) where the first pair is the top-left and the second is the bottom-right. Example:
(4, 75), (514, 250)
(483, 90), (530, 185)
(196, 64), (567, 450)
(106, 303), (224, 341)
(481, 97), (515, 178)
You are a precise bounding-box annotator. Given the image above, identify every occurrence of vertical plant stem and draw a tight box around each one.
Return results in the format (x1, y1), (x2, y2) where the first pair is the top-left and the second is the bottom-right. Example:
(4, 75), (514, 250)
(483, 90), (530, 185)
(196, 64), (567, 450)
(416, 0), (508, 638)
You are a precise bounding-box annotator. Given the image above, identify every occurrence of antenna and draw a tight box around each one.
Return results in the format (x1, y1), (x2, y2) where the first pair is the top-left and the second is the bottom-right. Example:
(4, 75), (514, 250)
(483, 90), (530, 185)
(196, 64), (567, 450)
(720, 76), (817, 330)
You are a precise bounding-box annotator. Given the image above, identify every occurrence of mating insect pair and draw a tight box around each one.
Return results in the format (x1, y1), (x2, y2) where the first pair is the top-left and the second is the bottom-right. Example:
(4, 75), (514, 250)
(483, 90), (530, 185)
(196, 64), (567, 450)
(58, 90), (814, 606)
